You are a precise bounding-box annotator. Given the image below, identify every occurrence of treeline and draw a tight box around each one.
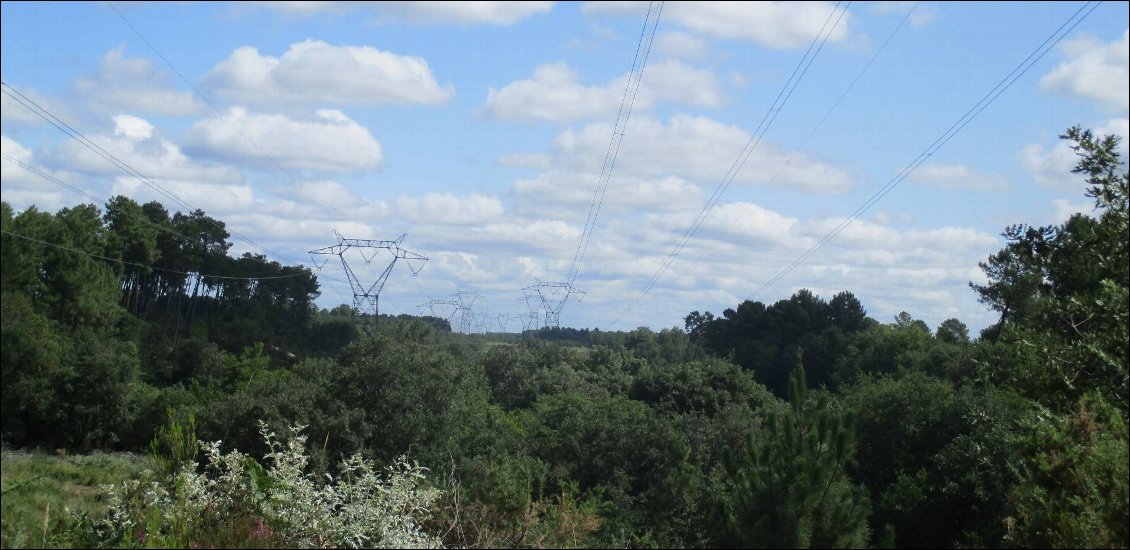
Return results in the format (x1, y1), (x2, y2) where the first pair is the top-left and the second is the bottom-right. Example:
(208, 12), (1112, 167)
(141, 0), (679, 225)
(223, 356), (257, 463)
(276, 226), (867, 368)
(0, 126), (1126, 548)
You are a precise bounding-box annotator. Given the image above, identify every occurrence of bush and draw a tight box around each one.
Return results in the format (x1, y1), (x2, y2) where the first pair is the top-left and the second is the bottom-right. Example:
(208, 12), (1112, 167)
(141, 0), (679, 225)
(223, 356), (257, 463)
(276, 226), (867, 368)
(84, 421), (443, 549)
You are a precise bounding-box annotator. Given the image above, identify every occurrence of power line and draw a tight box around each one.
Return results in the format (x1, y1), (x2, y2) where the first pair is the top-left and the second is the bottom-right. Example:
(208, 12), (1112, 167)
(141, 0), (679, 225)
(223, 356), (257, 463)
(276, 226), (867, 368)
(0, 81), (292, 267)
(3, 151), (200, 244)
(649, 1), (918, 316)
(606, 1), (852, 329)
(101, 4), (436, 312)
(743, 0), (1101, 303)
(566, 0), (663, 286)
(1, 229), (309, 281)
(2, 150), (353, 288)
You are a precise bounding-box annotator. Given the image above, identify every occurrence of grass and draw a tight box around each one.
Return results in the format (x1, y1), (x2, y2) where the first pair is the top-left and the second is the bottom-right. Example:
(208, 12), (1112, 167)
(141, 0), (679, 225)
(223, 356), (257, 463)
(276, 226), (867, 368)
(1, 448), (148, 548)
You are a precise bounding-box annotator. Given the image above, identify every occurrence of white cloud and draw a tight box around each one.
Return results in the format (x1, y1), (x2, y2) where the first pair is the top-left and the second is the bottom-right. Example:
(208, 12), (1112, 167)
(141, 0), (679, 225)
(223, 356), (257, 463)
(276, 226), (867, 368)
(478, 60), (720, 122)
(586, 1), (852, 49)
(186, 108), (384, 172)
(1040, 29), (1129, 113)
(257, 1), (552, 25)
(44, 115), (243, 185)
(698, 201), (798, 245)
(497, 153), (552, 169)
(280, 180), (360, 208)
(643, 59), (723, 108)
(203, 40), (454, 107)
(0, 86), (75, 126)
(1021, 117), (1129, 191)
(1, 135), (35, 173)
(555, 114), (853, 192)
(870, 2), (937, 28)
(110, 177), (255, 215)
(513, 172), (702, 214)
(655, 30), (710, 59)
(479, 63), (624, 122)
(394, 192), (504, 224)
(112, 114), (154, 140)
(1051, 198), (1095, 222)
(909, 163), (1009, 192)
(1, 136), (65, 211)
(378, 1), (553, 25)
(72, 46), (204, 117)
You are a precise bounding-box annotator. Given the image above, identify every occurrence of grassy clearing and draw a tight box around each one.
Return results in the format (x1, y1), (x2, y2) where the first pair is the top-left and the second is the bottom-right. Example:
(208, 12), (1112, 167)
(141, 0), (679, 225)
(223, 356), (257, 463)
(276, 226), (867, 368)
(1, 449), (148, 548)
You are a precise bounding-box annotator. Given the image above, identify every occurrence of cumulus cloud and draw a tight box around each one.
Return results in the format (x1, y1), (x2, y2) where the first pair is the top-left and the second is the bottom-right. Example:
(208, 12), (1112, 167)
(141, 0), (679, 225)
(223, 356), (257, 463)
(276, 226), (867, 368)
(479, 63), (623, 122)
(586, 1), (852, 49)
(1051, 198), (1095, 222)
(514, 172), (702, 216)
(1, 135), (36, 179)
(698, 202), (798, 245)
(186, 108), (384, 172)
(0, 85), (77, 126)
(72, 46), (204, 117)
(870, 1), (937, 28)
(909, 163), (1009, 192)
(394, 192), (505, 224)
(655, 30), (711, 60)
(377, 1), (553, 25)
(256, 1), (552, 25)
(644, 59), (724, 107)
(1020, 117), (1128, 191)
(478, 60), (720, 122)
(110, 177), (255, 215)
(555, 114), (853, 192)
(497, 153), (553, 169)
(1040, 29), (1129, 113)
(203, 40), (454, 107)
(1, 135), (68, 211)
(44, 115), (243, 185)
(279, 180), (361, 208)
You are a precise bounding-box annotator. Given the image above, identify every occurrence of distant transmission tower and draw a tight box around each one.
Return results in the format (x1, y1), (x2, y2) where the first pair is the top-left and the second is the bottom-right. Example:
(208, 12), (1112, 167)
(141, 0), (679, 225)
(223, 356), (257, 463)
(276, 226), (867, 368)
(453, 291), (482, 334)
(523, 281), (584, 328)
(310, 231), (427, 322)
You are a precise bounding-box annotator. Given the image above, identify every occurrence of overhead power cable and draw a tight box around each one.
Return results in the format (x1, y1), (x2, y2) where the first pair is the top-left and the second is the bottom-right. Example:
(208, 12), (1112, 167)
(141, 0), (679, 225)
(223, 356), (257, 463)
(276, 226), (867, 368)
(2, 229), (309, 281)
(655, 1), (918, 310)
(0, 81), (290, 264)
(1, 150), (351, 287)
(606, 1), (851, 329)
(743, 0), (1101, 303)
(102, 1), (411, 296)
(566, 0), (663, 286)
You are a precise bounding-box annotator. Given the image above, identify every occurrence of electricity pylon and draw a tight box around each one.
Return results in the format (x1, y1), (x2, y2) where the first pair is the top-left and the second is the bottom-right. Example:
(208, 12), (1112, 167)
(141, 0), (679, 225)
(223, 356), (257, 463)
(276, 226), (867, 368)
(310, 230), (427, 322)
(453, 290), (482, 334)
(418, 296), (462, 331)
(523, 281), (584, 328)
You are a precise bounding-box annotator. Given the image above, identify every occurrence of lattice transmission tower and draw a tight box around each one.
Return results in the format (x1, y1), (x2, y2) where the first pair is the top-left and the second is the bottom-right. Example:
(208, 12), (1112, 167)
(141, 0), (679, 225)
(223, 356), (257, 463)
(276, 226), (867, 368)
(523, 281), (584, 328)
(310, 231), (427, 322)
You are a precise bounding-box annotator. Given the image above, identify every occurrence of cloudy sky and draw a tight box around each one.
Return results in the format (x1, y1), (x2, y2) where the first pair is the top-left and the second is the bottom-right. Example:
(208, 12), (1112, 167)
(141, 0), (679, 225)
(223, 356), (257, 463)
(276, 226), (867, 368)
(2, 1), (1127, 334)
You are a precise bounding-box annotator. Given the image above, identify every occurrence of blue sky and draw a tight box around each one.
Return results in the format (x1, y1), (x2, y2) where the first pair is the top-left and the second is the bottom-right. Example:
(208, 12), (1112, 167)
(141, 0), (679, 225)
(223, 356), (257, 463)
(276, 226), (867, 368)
(2, 1), (1127, 334)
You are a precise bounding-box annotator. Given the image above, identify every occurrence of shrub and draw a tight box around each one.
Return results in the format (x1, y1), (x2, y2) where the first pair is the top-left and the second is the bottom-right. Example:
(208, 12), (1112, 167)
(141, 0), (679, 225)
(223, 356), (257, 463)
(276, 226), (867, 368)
(85, 421), (442, 549)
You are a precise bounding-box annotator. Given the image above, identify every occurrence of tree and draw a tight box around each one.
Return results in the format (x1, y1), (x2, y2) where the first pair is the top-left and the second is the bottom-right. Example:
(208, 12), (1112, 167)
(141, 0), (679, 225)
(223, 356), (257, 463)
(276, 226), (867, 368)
(721, 364), (870, 548)
(935, 318), (970, 345)
(971, 126), (1129, 415)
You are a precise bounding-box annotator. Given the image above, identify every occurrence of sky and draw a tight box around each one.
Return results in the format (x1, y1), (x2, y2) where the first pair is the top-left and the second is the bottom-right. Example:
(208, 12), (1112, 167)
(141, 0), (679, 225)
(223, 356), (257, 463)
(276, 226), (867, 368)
(1, 1), (1127, 334)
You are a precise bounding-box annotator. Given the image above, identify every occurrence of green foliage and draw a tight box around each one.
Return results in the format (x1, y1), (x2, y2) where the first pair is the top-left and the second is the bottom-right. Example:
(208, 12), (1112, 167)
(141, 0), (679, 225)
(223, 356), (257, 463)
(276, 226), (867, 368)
(147, 409), (199, 481)
(0, 450), (148, 549)
(688, 289), (874, 396)
(722, 365), (870, 548)
(971, 126), (1129, 415)
(1005, 394), (1129, 548)
(85, 422), (443, 549)
(629, 357), (774, 416)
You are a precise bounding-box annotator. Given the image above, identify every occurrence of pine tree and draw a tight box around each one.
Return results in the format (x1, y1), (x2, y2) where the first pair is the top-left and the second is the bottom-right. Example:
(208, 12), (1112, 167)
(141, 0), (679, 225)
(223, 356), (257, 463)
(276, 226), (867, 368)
(722, 361), (870, 548)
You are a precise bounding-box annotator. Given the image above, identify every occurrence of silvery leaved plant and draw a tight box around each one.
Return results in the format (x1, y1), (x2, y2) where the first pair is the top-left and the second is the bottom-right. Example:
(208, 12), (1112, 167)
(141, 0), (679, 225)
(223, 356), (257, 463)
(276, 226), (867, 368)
(89, 421), (442, 549)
